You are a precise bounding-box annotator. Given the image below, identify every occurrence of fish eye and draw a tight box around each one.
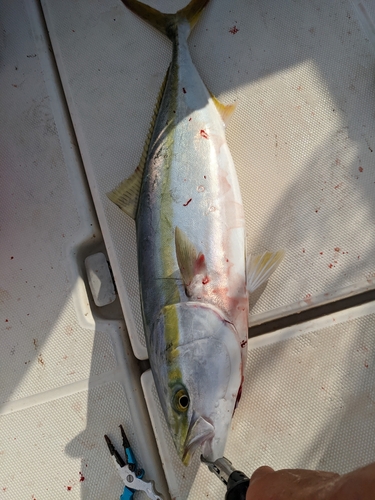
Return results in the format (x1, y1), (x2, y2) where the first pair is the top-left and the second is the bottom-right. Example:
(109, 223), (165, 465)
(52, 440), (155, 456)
(173, 388), (190, 412)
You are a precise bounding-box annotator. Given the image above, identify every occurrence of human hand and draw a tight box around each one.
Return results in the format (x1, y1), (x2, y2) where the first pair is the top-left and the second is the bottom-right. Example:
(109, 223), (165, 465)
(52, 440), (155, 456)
(246, 463), (375, 500)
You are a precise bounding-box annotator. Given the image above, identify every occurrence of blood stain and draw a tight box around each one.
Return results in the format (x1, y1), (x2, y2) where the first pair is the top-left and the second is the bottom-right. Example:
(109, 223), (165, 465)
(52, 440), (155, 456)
(302, 248), (305, 253)
(328, 263), (333, 268)
(188, 117), (192, 121)
(364, 361), (369, 368)
(319, 252), (323, 255)
(183, 198), (192, 207)
(79, 472), (85, 482)
(10, 256), (14, 260)
(67, 486), (72, 491)
(240, 340), (247, 348)
(359, 166), (363, 172)
(202, 277), (209, 285)
(334, 247), (340, 252)
(229, 25), (239, 34)
(200, 129), (209, 139)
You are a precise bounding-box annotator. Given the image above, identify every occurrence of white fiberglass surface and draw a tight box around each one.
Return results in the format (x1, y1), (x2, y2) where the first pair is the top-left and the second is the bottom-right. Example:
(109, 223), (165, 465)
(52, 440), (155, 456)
(0, 1), (167, 498)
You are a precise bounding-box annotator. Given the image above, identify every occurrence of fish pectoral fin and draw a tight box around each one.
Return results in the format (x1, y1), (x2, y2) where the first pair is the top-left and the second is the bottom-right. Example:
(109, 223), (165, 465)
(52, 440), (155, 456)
(175, 226), (207, 287)
(246, 249), (285, 293)
(107, 68), (169, 219)
(209, 91), (237, 126)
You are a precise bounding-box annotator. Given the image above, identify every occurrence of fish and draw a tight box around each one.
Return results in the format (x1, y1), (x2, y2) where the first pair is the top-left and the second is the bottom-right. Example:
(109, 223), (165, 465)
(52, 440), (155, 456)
(108, 0), (284, 465)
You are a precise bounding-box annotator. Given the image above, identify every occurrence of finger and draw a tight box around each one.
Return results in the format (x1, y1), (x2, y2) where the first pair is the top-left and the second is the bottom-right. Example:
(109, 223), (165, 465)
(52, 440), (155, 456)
(250, 466), (275, 483)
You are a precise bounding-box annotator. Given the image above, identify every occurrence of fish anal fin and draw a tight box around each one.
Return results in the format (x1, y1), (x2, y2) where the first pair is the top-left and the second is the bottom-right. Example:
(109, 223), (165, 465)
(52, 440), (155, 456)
(247, 249), (285, 293)
(175, 227), (207, 287)
(209, 91), (237, 126)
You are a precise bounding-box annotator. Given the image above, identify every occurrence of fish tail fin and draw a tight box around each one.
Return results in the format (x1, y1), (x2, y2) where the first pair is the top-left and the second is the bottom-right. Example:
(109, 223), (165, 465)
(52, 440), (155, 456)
(121, 0), (209, 39)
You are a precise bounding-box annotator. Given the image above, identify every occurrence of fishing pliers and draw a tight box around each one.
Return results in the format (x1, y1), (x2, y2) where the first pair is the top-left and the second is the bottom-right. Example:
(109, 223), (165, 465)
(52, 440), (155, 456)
(104, 425), (163, 500)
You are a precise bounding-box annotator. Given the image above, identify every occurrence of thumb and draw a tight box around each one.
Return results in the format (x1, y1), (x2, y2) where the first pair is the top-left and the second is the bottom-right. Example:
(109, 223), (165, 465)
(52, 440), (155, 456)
(251, 466), (275, 483)
(246, 466), (275, 499)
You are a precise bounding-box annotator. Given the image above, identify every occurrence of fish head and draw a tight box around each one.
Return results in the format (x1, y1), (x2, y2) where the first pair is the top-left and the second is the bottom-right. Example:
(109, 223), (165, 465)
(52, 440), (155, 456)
(150, 301), (242, 465)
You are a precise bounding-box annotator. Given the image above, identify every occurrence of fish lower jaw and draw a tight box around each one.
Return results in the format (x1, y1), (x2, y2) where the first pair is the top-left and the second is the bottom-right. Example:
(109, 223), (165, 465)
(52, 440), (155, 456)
(181, 415), (215, 465)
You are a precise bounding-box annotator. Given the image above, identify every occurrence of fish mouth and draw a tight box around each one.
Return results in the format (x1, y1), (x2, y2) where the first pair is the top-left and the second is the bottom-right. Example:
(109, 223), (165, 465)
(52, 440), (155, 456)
(182, 413), (215, 465)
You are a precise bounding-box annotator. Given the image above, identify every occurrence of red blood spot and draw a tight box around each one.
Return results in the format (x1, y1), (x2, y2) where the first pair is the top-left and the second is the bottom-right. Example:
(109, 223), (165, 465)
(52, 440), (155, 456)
(200, 129), (209, 139)
(229, 25), (239, 34)
(240, 340), (247, 348)
(202, 277), (209, 285)
(67, 486), (72, 491)
(5, 319), (8, 322)
(79, 472), (85, 482)
(304, 293), (312, 300)
(359, 166), (363, 172)
(334, 247), (340, 252)
(334, 183), (342, 189)
(10, 256), (14, 260)
(328, 263), (333, 268)
(302, 248), (305, 253)
(204, 175), (206, 179)
(319, 252), (323, 255)
(183, 198), (192, 207)
(188, 117), (192, 121)
(364, 360), (369, 368)
(195, 253), (206, 274)
(358, 255), (360, 259)
(234, 376), (244, 410)
(182, 87), (186, 94)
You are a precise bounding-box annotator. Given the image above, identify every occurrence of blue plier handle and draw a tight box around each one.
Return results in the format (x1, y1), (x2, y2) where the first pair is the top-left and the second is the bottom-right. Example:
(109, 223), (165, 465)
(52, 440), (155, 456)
(104, 425), (162, 500)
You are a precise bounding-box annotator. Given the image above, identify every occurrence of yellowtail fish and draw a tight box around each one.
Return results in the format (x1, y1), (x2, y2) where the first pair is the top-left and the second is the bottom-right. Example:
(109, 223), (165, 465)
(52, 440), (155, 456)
(109, 0), (284, 465)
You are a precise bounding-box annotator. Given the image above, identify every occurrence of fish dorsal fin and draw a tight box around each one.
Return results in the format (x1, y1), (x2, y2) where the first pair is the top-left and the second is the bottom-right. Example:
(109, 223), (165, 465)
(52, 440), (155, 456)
(209, 90), (237, 126)
(107, 69), (168, 219)
(247, 250), (285, 293)
(175, 226), (207, 286)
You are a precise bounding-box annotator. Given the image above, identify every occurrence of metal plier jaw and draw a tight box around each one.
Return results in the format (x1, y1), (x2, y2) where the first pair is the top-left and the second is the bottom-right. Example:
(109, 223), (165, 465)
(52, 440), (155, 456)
(104, 425), (163, 500)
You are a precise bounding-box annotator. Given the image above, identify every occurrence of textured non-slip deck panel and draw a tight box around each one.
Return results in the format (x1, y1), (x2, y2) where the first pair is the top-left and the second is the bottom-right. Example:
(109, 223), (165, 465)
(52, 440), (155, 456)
(1, 383), (139, 500)
(42, 0), (375, 358)
(143, 302), (375, 499)
(0, 1), (167, 498)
